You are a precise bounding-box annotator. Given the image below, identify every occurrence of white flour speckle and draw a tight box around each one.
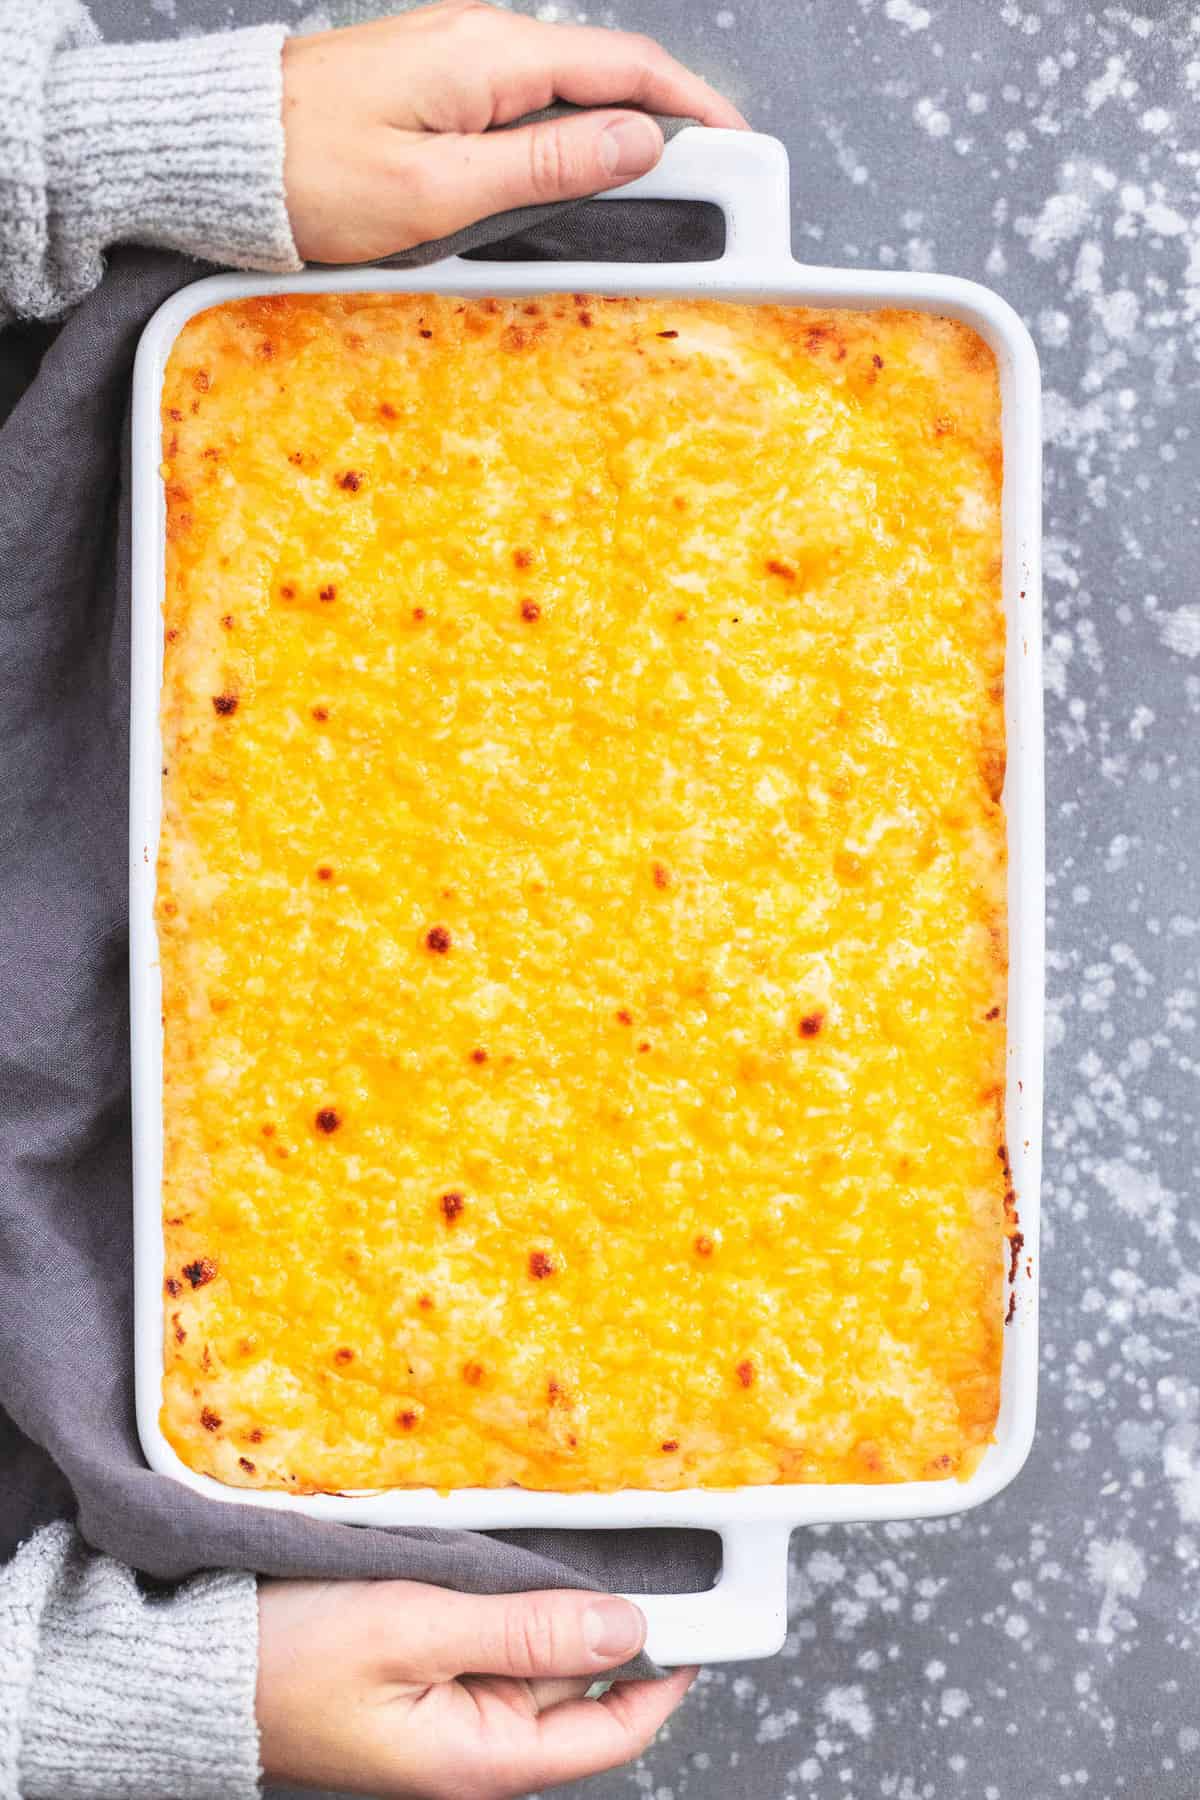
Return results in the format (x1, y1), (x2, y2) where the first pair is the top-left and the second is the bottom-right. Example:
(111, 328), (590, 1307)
(1093, 288), (1140, 339)
(1038, 307), (1071, 347)
(1157, 606), (1200, 659)
(884, 0), (931, 29)
(1163, 1413), (1200, 1526)
(1084, 54), (1135, 114)
(822, 119), (870, 186)
(807, 1549), (847, 1586)
(821, 1685), (874, 1740)
(1086, 1539), (1147, 1645)
(1095, 1159), (1176, 1241)
(913, 97), (951, 137)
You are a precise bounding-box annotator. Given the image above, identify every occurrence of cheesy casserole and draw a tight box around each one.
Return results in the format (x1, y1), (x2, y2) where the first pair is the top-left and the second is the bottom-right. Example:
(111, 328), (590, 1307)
(158, 293), (1008, 1494)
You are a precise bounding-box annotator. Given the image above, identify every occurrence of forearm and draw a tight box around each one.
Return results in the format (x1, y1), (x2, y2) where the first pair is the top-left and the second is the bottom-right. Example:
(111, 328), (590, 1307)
(0, 1523), (260, 1800)
(0, 1), (300, 323)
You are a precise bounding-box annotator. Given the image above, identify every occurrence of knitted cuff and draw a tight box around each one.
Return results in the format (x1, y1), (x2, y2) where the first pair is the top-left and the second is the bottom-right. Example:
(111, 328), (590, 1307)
(3, 1524), (261, 1800)
(44, 24), (302, 303)
(0, 0), (98, 319)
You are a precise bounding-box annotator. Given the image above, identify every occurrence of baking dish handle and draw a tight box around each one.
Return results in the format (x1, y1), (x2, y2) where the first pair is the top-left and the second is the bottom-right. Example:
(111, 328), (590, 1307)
(622, 1522), (792, 1666)
(596, 126), (793, 270)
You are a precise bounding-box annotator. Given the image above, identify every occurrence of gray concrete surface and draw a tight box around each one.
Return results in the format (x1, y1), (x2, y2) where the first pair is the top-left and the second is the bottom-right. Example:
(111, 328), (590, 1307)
(86, 1), (1200, 1794)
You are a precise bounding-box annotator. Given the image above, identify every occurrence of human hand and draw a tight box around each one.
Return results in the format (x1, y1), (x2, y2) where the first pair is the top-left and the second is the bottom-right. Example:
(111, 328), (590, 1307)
(280, 0), (747, 264)
(256, 1577), (698, 1797)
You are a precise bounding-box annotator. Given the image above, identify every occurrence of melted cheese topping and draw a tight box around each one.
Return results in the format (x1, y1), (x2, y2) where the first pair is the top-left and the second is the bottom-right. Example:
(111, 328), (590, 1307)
(158, 294), (1007, 1494)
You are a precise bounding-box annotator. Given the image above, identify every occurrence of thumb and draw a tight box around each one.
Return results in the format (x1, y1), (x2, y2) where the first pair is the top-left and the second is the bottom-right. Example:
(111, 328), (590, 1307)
(423, 1587), (648, 1680)
(413, 109), (664, 240)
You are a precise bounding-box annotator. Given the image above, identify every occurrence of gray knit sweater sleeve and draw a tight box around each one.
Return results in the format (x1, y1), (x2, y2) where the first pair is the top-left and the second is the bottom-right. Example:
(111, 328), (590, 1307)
(0, 0), (301, 323)
(0, 1523), (260, 1800)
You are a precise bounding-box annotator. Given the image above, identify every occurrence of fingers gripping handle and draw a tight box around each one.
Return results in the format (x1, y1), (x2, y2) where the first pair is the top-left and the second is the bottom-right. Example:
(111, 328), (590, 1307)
(622, 1524), (792, 1666)
(600, 127), (793, 269)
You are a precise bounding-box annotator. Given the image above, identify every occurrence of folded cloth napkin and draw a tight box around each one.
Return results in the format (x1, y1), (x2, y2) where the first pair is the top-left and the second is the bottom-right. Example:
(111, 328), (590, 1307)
(0, 182), (726, 1668)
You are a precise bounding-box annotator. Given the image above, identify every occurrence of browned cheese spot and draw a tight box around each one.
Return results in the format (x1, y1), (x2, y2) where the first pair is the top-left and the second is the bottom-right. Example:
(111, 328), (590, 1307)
(1008, 1230), (1025, 1284)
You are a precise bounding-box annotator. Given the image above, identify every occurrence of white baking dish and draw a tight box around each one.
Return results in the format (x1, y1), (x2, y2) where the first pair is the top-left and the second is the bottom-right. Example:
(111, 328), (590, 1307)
(130, 128), (1043, 1667)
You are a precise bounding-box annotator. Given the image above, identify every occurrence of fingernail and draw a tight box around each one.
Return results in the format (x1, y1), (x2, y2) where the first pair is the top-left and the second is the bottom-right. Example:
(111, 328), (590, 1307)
(600, 117), (660, 179)
(584, 1597), (646, 1659)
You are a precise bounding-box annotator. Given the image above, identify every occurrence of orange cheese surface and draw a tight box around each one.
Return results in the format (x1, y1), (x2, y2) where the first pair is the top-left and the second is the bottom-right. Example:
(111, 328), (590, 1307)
(158, 293), (1007, 1494)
